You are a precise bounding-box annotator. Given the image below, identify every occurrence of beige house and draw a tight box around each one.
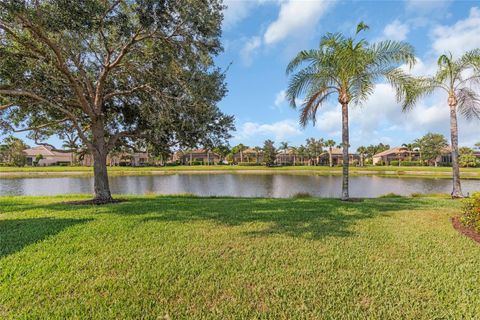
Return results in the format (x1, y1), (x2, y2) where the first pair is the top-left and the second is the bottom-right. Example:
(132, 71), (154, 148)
(372, 147), (419, 165)
(233, 148), (263, 163)
(80, 152), (149, 166)
(320, 148), (360, 165)
(172, 149), (220, 165)
(23, 146), (73, 166)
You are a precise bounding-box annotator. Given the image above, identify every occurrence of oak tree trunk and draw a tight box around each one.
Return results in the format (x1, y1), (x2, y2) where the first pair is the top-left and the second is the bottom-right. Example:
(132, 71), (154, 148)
(449, 100), (463, 198)
(92, 120), (113, 202)
(341, 102), (349, 200)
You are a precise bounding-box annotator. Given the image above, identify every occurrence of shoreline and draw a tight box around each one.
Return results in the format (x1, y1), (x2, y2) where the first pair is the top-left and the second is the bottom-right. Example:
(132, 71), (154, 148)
(0, 167), (480, 179)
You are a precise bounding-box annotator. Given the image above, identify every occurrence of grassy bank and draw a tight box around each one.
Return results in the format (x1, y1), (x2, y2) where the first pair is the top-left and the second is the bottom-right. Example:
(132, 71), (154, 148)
(1, 195), (479, 318)
(1, 165), (480, 179)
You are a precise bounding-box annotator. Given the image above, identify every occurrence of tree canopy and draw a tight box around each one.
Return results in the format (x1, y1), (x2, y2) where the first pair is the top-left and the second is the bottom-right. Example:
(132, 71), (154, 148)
(0, 0), (233, 201)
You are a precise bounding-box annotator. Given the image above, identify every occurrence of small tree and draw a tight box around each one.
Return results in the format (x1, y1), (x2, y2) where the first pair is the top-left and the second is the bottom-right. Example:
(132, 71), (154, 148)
(0, 136), (28, 167)
(263, 140), (276, 167)
(459, 147), (478, 168)
(415, 133), (448, 167)
(33, 154), (43, 166)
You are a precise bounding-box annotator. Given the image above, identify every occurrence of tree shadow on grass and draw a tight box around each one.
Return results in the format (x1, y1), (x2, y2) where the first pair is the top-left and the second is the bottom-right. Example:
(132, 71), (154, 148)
(0, 218), (91, 259)
(0, 196), (436, 241)
(121, 197), (431, 240)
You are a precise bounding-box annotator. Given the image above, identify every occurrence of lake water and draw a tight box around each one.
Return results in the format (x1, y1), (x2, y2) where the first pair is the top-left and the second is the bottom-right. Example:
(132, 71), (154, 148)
(1, 173), (479, 198)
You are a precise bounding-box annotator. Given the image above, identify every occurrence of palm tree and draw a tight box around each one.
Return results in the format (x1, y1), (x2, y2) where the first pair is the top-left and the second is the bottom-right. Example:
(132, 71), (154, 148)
(286, 22), (415, 200)
(290, 146), (298, 166)
(297, 145), (306, 165)
(356, 146), (367, 167)
(253, 146), (262, 164)
(324, 139), (336, 167)
(402, 50), (480, 198)
(279, 141), (289, 165)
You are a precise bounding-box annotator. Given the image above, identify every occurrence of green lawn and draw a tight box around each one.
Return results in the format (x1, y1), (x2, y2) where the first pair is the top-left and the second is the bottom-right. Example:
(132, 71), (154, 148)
(1, 164), (480, 179)
(1, 195), (479, 318)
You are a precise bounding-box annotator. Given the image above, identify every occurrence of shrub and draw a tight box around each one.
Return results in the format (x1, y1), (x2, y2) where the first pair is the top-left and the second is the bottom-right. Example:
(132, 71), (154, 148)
(292, 192), (313, 199)
(401, 161), (422, 166)
(390, 160), (399, 166)
(379, 193), (403, 198)
(237, 162), (262, 166)
(461, 192), (480, 233)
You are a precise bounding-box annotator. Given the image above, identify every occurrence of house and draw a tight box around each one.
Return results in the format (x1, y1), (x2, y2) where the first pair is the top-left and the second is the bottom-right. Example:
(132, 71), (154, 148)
(23, 145), (74, 166)
(233, 148), (263, 163)
(172, 149), (220, 165)
(372, 147), (419, 165)
(320, 148), (360, 165)
(276, 149), (298, 165)
(80, 151), (150, 167)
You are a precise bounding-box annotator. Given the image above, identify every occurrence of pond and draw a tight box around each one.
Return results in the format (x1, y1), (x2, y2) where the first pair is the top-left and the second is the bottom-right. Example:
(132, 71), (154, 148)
(1, 173), (479, 198)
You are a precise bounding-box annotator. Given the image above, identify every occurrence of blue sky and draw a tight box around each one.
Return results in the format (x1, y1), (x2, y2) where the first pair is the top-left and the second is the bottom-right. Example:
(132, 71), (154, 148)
(217, 0), (480, 150)
(7, 0), (480, 150)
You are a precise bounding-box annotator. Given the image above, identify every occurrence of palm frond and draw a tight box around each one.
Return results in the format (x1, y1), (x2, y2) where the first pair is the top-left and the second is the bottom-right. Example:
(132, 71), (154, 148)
(356, 21), (369, 35)
(369, 40), (416, 69)
(299, 88), (334, 127)
(457, 87), (480, 120)
(385, 69), (437, 111)
(286, 49), (321, 75)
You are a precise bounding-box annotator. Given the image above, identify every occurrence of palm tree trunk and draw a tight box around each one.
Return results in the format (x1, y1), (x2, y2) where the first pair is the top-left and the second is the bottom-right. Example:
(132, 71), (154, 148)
(329, 148), (333, 167)
(449, 102), (463, 198)
(341, 102), (349, 200)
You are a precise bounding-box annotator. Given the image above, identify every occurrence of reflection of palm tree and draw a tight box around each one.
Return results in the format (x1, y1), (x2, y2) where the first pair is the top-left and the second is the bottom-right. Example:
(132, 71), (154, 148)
(286, 22), (415, 200)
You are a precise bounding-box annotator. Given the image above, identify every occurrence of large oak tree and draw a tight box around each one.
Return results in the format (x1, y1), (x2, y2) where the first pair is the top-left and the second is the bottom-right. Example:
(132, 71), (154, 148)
(0, 0), (233, 202)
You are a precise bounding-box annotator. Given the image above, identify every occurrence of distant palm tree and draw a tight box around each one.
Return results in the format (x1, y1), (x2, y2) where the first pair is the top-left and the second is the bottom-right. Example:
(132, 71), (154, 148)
(290, 146), (298, 166)
(356, 146), (367, 167)
(401, 143), (416, 162)
(254, 146), (262, 164)
(402, 50), (480, 198)
(286, 22), (415, 200)
(279, 141), (289, 165)
(324, 139), (336, 167)
(297, 145), (307, 165)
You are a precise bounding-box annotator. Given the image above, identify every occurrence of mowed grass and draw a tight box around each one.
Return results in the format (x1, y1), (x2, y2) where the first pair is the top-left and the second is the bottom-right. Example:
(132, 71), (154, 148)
(1, 195), (479, 319)
(1, 164), (480, 179)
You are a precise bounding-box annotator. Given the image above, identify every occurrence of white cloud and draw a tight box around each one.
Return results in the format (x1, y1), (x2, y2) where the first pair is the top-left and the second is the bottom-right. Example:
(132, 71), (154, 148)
(240, 36), (262, 66)
(432, 7), (480, 56)
(234, 119), (302, 142)
(406, 0), (452, 12)
(264, 0), (335, 45)
(274, 90), (286, 107)
(382, 20), (410, 41)
(223, 1), (257, 29)
(400, 57), (437, 77)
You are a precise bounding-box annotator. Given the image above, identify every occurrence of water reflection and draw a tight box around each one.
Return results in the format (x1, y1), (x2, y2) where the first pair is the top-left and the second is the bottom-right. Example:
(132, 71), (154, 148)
(0, 174), (479, 198)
